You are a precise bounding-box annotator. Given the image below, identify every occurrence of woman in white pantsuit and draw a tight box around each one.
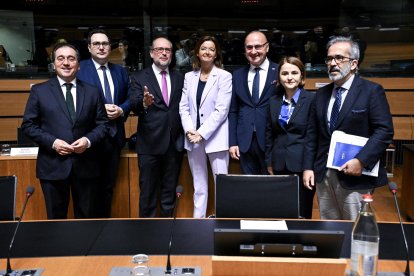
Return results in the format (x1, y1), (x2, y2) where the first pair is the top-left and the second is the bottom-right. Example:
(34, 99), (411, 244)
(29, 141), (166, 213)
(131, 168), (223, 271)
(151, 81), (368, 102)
(179, 36), (232, 218)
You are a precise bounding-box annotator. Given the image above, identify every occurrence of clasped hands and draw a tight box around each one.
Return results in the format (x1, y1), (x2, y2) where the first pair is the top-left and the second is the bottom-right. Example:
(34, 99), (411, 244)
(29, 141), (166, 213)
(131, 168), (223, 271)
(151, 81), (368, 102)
(186, 130), (203, 144)
(53, 137), (89, 155)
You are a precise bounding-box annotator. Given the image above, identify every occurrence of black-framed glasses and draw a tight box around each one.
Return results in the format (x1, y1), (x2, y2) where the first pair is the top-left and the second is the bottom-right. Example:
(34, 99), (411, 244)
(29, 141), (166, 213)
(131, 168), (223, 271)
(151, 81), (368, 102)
(91, 41), (110, 48)
(325, 55), (354, 64)
(152, 47), (172, 54)
(245, 42), (269, 51)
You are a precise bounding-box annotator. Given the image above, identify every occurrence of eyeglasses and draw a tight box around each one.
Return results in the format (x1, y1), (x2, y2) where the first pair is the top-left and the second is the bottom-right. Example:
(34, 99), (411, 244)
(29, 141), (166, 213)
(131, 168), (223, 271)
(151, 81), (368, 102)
(152, 47), (172, 54)
(55, 55), (77, 63)
(245, 42), (269, 51)
(91, 41), (110, 48)
(325, 55), (354, 64)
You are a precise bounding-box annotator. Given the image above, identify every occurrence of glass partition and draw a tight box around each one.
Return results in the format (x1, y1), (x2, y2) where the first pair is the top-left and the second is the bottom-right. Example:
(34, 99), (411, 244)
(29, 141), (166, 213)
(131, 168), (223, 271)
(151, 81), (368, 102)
(0, 0), (413, 77)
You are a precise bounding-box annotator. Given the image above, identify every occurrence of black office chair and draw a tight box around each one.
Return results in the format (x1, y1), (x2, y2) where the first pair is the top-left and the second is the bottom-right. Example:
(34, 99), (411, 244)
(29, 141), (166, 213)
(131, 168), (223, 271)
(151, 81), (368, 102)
(215, 174), (300, 219)
(0, 175), (17, 221)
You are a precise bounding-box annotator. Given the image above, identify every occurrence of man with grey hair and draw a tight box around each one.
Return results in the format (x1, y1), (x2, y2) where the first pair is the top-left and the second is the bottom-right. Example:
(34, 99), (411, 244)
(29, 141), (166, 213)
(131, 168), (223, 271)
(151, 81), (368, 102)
(303, 36), (394, 220)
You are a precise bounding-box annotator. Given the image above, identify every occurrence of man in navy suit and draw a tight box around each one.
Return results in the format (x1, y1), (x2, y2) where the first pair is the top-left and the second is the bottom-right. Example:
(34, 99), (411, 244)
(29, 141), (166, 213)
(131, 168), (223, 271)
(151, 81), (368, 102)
(77, 29), (131, 218)
(129, 37), (184, 217)
(229, 30), (278, 174)
(303, 36), (394, 220)
(21, 43), (109, 219)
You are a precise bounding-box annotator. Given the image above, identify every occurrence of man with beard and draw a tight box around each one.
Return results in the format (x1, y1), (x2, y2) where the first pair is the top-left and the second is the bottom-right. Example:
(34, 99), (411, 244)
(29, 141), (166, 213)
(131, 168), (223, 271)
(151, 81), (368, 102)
(303, 36), (393, 220)
(129, 37), (184, 217)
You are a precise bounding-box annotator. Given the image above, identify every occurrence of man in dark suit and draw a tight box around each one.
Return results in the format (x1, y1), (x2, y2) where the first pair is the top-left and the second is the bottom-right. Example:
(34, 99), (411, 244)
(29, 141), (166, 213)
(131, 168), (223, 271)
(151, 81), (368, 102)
(229, 30), (278, 174)
(129, 37), (184, 217)
(76, 29), (131, 218)
(303, 36), (394, 220)
(21, 43), (108, 219)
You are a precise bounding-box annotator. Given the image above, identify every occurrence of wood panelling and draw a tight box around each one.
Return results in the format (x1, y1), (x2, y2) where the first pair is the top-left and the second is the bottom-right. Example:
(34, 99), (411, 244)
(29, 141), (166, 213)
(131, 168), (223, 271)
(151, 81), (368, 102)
(0, 93), (29, 116)
(386, 91), (414, 115)
(1, 78), (414, 143)
(392, 117), (413, 140)
(0, 118), (20, 141)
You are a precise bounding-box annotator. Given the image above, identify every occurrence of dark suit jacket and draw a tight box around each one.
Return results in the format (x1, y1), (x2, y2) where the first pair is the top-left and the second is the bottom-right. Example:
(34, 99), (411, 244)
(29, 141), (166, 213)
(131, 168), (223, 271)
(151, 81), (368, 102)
(265, 88), (315, 172)
(303, 75), (394, 189)
(77, 59), (131, 148)
(229, 60), (278, 152)
(129, 66), (184, 154)
(21, 77), (109, 180)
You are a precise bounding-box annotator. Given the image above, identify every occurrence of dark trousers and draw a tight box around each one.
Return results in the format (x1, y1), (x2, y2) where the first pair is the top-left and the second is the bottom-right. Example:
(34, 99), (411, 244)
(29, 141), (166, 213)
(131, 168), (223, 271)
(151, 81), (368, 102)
(40, 171), (98, 219)
(273, 169), (315, 219)
(95, 137), (122, 218)
(138, 143), (183, 218)
(239, 133), (268, 175)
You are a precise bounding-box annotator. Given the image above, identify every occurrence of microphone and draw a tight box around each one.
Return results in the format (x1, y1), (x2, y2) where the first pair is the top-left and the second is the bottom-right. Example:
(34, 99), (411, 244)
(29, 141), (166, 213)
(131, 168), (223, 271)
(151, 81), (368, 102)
(165, 185), (183, 274)
(388, 181), (410, 276)
(5, 186), (35, 276)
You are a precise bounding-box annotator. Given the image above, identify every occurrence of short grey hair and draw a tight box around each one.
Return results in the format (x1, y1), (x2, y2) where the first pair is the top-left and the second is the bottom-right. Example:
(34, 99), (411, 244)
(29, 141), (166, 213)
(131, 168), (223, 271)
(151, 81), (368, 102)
(326, 36), (360, 61)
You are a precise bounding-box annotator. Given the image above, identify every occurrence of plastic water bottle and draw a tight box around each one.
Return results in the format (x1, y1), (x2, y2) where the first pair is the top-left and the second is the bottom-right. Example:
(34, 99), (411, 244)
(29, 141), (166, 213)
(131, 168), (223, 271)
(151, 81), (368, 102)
(350, 194), (379, 276)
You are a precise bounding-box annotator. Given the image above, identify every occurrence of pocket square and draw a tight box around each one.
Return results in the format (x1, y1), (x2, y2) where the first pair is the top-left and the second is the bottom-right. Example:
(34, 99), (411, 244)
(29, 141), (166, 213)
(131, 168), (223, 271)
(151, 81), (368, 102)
(352, 109), (366, 113)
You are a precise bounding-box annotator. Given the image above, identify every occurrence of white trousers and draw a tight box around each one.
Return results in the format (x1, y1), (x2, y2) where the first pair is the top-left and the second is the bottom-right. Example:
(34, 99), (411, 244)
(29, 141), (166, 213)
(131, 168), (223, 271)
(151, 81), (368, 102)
(187, 142), (229, 218)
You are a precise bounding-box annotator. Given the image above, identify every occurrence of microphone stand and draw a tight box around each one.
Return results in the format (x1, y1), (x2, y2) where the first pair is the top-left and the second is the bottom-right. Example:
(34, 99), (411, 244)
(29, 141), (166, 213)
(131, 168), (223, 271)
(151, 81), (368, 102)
(389, 183), (410, 276)
(5, 187), (34, 275)
(165, 188), (182, 274)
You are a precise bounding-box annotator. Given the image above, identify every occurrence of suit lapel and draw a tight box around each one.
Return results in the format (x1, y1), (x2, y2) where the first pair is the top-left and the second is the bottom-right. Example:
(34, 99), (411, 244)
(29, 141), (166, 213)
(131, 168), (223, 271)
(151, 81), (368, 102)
(258, 62), (277, 103)
(200, 67), (218, 107)
(288, 89), (305, 123)
(240, 66), (252, 103)
(336, 76), (360, 129)
(146, 69), (164, 105)
(320, 83), (334, 133)
(50, 78), (73, 124)
(108, 63), (119, 104)
(75, 80), (85, 123)
(190, 71), (200, 112)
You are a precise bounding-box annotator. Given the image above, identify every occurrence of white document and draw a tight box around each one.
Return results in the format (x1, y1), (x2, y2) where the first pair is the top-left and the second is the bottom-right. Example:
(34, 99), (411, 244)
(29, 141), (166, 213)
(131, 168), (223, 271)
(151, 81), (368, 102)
(10, 147), (39, 156)
(240, 220), (288, 231)
(327, 131), (379, 177)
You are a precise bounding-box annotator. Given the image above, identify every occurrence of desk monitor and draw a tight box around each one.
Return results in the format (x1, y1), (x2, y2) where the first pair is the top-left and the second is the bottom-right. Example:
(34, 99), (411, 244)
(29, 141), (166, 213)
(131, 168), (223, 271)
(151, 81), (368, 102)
(215, 174), (299, 218)
(214, 228), (345, 258)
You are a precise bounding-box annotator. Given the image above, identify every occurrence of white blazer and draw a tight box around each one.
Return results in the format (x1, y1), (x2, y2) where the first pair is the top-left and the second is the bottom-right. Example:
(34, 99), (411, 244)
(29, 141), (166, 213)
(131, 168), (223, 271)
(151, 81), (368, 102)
(179, 65), (232, 153)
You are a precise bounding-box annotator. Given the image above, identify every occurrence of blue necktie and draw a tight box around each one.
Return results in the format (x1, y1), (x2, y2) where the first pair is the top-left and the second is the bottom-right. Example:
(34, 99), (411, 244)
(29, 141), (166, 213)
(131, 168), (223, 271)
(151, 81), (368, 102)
(64, 83), (76, 123)
(101, 66), (113, 104)
(252, 67), (260, 104)
(330, 87), (344, 133)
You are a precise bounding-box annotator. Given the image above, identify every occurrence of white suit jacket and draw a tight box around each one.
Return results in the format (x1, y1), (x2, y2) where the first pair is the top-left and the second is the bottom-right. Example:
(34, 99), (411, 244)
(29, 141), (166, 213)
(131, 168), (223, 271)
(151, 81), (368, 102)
(179, 65), (232, 153)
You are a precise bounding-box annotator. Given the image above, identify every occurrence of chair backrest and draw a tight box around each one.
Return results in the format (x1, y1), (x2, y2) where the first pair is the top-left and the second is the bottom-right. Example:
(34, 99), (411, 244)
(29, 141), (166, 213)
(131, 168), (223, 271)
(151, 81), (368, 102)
(0, 175), (17, 221)
(215, 174), (299, 219)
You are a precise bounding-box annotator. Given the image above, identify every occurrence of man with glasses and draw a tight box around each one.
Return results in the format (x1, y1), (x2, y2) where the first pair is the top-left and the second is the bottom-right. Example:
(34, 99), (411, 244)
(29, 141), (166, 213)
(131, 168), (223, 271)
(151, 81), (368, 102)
(229, 30), (278, 174)
(303, 36), (394, 220)
(129, 37), (184, 217)
(77, 29), (131, 218)
(21, 43), (108, 219)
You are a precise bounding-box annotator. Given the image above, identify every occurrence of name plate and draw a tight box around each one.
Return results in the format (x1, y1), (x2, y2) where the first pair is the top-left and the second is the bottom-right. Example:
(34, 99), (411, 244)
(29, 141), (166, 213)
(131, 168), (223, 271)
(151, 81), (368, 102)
(10, 147), (39, 156)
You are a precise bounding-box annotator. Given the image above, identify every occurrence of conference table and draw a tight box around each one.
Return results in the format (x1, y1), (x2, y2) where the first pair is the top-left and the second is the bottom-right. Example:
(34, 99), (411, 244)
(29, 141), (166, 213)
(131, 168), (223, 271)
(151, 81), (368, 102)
(0, 219), (413, 275)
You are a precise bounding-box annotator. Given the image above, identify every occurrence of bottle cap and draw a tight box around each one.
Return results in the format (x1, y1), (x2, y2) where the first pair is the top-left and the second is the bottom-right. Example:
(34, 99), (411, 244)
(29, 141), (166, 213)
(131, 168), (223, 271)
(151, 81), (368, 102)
(362, 194), (373, 202)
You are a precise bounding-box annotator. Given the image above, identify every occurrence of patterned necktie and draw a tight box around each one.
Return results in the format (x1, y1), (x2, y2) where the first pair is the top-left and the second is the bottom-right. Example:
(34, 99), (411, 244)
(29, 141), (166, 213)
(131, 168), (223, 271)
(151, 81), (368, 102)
(252, 67), (260, 104)
(161, 70), (169, 106)
(330, 87), (344, 133)
(101, 66), (113, 104)
(64, 83), (76, 123)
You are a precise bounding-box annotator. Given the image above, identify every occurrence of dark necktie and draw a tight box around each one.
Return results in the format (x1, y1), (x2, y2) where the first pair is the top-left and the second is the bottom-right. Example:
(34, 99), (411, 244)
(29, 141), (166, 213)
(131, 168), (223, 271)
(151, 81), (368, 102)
(252, 67), (260, 104)
(101, 66), (113, 104)
(64, 83), (76, 123)
(330, 87), (344, 133)
(161, 70), (169, 106)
